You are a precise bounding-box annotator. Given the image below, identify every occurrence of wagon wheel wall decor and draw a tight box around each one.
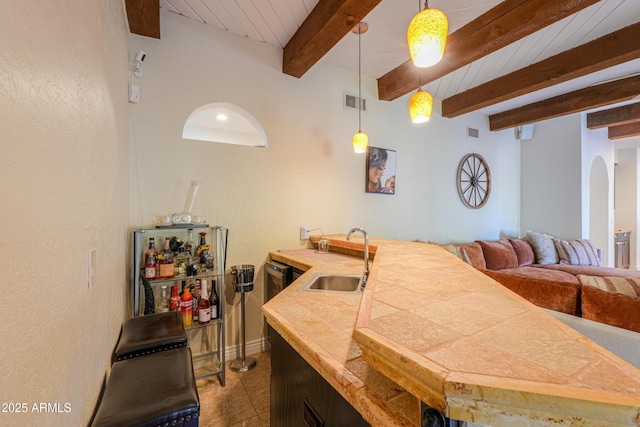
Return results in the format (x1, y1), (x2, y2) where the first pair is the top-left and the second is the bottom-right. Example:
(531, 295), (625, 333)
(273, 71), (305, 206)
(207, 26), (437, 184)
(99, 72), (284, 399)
(457, 153), (491, 209)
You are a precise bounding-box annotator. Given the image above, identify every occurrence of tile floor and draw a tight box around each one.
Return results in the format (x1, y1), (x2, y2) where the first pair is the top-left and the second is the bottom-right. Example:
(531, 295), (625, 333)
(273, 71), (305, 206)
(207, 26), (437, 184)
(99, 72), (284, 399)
(196, 351), (271, 427)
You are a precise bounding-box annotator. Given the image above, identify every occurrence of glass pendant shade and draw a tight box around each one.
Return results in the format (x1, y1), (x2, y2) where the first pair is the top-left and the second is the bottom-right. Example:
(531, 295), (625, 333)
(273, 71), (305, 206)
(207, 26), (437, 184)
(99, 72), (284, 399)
(352, 130), (368, 153)
(407, 6), (448, 68)
(409, 88), (433, 123)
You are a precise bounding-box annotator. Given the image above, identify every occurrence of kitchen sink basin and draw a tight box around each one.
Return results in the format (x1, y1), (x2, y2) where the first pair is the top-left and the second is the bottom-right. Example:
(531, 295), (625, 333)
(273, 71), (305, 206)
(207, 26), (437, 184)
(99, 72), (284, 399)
(299, 274), (363, 294)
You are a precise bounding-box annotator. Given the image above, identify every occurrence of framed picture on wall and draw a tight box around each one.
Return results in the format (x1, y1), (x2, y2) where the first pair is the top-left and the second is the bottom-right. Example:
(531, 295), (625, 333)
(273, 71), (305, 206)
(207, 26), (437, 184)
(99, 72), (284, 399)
(366, 146), (396, 194)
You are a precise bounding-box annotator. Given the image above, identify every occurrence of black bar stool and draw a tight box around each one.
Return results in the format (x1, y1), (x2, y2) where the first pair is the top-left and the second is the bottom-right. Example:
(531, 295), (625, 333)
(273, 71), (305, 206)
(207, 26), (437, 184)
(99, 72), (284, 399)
(91, 347), (200, 427)
(113, 311), (187, 363)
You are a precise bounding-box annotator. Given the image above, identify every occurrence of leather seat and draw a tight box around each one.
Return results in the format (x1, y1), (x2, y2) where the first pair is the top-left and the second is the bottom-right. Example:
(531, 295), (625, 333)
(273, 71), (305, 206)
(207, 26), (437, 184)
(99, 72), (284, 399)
(91, 347), (199, 427)
(113, 311), (187, 363)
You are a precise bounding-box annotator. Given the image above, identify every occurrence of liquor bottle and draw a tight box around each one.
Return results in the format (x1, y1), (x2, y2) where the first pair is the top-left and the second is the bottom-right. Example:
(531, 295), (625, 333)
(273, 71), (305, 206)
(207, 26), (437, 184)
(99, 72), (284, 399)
(169, 285), (180, 312)
(210, 279), (219, 319)
(144, 238), (157, 280)
(196, 232), (211, 272)
(198, 279), (211, 325)
(184, 242), (193, 276)
(180, 284), (193, 326)
(156, 285), (170, 313)
(191, 280), (201, 322)
(174, 246), (188, 277)
(157, 237), (175, 279)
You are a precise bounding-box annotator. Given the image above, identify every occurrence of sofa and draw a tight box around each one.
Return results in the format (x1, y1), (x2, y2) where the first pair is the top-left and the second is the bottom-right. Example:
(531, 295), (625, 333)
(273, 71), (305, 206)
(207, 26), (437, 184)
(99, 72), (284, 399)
(443, 231), (640, 334)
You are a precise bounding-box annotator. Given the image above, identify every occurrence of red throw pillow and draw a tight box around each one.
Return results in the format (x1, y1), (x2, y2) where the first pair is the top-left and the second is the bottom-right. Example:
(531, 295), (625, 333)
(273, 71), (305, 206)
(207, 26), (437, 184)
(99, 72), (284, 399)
(458, 242), (486, 270)
(508, 238), (535, 266)
(477, 239), (518, 270)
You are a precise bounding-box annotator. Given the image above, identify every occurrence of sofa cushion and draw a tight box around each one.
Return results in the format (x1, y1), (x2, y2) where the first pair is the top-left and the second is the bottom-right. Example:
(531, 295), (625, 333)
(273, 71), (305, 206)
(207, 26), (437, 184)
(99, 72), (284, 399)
(554, 238), (600, 267)
(508, 238), (535, 266)
(458, 242), (486, 270)
(578, 275), (640, 297)
(525, 230), (558, 264)
(533, 264), (640, 279)
(477, 239), (518, 270)
(581, 285), (640, 334)
(482, 268), (580, 315)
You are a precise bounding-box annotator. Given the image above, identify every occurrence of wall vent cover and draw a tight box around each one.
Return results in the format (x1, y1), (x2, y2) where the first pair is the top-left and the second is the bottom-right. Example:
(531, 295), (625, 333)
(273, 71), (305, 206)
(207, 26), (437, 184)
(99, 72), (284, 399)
(345, 93), (366, 111)
(467, 127), (479, 138)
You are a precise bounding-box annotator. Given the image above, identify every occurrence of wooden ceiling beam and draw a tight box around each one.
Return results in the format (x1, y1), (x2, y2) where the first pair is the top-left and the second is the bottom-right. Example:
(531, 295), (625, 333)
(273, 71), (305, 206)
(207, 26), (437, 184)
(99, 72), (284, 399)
(283, 0), (381, 78)
(587, 101), (640, 129)
(125, 0), (160, 39)
(608, 122), (640, 140)
(377, 0), (599, 102)
(443, 23), (640, 118)
(489, 75), (640, 131)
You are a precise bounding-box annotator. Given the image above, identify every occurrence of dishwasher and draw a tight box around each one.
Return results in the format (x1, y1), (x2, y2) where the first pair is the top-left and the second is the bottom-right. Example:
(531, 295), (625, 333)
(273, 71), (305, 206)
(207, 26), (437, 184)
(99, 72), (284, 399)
(265, 260), (302, 345)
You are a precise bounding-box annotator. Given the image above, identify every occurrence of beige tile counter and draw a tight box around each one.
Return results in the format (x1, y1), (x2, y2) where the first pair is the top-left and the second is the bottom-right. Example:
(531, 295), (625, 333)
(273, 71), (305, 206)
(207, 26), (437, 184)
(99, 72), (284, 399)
(262, 236), (640, 426)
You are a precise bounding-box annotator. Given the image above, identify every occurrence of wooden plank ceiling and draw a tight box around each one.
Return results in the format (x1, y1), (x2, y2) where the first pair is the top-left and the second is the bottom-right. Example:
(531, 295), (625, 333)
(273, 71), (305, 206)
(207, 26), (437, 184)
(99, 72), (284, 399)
(126, 0), (640, 139)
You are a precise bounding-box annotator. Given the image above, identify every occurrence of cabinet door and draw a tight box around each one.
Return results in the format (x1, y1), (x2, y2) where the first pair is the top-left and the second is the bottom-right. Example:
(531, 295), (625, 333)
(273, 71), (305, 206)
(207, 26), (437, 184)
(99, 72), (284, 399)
(270, 330), (369, 427)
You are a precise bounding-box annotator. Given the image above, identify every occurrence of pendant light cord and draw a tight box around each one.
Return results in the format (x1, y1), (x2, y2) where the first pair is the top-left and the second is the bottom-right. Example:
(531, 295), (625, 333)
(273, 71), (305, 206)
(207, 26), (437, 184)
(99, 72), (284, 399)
(358, 25), (362, 132)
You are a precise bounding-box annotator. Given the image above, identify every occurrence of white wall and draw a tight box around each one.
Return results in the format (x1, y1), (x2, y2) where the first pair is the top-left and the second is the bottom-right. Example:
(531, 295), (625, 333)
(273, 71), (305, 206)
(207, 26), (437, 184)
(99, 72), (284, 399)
(615, 148), (639, 269)
(128, 10), (520, 349)
(521, 115), (583, 239)
(0, 1), (130, 425)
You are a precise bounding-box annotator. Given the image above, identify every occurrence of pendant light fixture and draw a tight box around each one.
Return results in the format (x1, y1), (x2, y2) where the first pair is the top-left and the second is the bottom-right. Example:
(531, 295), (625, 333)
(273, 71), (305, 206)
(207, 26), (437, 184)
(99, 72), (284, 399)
(352, 22), (368, 154)
(407, 1), (448, 68)
(408, 72), (433, 123)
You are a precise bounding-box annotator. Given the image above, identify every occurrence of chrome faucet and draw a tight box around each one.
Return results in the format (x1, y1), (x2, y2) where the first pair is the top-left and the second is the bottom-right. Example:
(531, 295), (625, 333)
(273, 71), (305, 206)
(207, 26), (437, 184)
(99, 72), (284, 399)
(346, 227), (369, 288)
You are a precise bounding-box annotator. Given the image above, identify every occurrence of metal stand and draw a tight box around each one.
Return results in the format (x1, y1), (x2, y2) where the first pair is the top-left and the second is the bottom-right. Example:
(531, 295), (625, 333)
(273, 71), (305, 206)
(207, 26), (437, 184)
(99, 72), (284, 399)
(230, 265), (257, 373)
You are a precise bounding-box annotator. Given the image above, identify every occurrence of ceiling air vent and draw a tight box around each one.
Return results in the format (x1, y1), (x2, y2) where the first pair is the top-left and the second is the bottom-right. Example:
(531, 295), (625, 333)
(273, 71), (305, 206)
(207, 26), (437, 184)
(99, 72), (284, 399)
(467, 127), (479, 139)
(344, 93), (366, 111)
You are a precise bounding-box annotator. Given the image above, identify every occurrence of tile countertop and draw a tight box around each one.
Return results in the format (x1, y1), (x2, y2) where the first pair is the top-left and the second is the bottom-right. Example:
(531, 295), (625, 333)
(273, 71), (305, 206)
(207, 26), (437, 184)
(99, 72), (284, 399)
(262, 236), (640, 426)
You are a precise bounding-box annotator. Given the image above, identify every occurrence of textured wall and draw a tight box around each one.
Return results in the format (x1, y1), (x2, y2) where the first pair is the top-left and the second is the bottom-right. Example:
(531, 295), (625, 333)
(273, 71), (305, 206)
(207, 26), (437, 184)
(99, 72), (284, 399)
(128, 11), (520, 350)
(0, 1), (129, 425)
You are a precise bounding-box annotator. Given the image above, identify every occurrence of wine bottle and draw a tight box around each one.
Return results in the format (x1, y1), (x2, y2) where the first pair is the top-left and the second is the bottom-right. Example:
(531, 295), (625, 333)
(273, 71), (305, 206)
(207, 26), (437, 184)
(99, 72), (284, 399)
(198, 279), (211, 325)
(191, 280), (201, 322)
(144, 238), (157, 280)
(158, 237), (175, 279)
(181, 284), (193, 326)
(210, 279), (219, 319)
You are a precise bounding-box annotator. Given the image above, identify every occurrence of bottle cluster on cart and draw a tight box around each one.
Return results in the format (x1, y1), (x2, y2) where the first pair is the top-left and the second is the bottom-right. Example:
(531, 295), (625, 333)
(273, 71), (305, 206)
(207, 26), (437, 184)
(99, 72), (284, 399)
(142, 229), (220, 327)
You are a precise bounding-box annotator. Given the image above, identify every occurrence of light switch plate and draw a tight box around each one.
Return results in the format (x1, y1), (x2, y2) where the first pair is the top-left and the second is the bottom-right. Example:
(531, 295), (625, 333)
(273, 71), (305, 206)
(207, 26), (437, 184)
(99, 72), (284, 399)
(88, 249), (97, 288)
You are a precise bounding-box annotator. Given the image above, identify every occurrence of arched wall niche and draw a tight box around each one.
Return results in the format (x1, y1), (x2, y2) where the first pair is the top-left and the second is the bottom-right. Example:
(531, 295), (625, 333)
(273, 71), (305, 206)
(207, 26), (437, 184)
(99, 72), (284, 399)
(182, 102), (268, 148)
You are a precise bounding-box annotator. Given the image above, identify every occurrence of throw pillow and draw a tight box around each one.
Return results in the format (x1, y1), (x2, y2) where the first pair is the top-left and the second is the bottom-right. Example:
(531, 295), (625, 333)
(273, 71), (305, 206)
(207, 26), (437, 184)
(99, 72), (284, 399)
(458, 242), (486, 270)
(554, 239), (600, 267)
(578, 275), (640, 297)
(581, 286), (640, 334)
(440, 243), (461, 258)
(525, 230), (558, 264)
(477, 240), (518, 270)
(508, 238), (535, 266)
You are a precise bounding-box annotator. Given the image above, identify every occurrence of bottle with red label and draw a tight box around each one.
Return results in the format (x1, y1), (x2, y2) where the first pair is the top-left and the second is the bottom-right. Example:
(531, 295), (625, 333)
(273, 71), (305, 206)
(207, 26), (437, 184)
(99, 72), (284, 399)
(198, 279), (211, 325)
(181, 283), (193, 326)
(144, 238), (157, 280)
(169, 285), (180, 312)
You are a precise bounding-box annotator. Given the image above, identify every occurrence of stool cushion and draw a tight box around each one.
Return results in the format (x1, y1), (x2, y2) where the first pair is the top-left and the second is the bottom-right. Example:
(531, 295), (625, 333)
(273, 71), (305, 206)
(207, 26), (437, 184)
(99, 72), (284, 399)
(92, 347), (199, 427)
(113, 311), (187, 362)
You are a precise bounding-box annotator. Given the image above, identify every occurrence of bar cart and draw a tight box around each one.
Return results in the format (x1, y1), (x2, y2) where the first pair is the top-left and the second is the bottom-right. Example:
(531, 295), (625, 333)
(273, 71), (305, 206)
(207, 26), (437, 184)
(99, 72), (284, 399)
(131, 224), (228, 385)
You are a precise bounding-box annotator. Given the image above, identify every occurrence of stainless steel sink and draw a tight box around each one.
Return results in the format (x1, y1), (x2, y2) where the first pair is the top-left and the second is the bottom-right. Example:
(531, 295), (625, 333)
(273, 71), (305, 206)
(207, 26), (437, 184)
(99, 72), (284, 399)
(299, 274), (363, 294)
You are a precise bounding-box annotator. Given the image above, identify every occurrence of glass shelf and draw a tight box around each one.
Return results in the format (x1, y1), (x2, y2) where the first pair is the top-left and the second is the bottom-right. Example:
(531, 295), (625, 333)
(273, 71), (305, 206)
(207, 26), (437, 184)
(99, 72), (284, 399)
(144, 270), (224, 286)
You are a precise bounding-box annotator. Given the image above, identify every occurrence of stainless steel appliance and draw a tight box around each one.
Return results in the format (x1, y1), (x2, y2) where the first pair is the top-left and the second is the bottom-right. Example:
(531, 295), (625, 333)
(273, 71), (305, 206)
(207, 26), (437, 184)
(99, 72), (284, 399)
(266, 260), (294, 301)
(265, 260), (301, 344)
